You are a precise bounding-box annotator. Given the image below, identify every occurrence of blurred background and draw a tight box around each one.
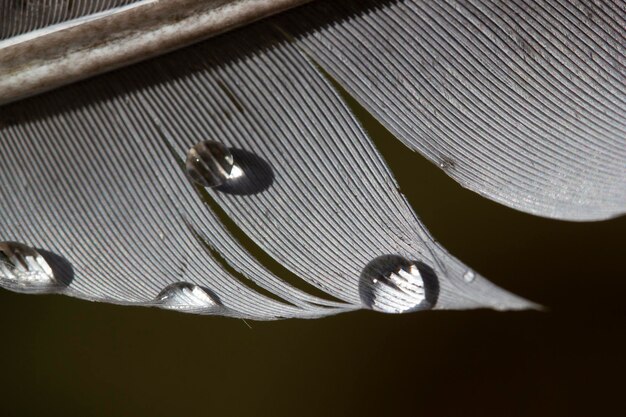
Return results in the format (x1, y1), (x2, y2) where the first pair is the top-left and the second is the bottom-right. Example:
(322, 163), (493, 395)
(1, 82), (624, 417)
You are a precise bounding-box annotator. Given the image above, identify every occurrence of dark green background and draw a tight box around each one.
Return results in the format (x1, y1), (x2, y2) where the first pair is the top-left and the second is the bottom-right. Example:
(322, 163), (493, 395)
(1, 92), (625, 417)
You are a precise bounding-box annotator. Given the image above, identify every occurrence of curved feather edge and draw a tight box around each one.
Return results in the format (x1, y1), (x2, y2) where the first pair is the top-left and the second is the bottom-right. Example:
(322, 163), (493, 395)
(0, 24), (536, 318)
(278, 0), (626, 221)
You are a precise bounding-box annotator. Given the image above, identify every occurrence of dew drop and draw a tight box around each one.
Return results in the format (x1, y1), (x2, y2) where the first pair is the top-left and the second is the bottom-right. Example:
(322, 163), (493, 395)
(359, 255), (435, 313)
(438, 156), (456, 171)
(463, 270), (476, 283)
(0, 242), (61, 294)
(155, 282), (221, 312)
(186, 141), (235, 187)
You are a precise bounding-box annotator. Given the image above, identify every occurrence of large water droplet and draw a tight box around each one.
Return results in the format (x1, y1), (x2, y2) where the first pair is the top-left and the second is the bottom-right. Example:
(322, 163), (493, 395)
(155, 282), (221, 312)
(359, 255), (436, 313)
(0, 242), (61, 294)
(186, 141), (235, 187)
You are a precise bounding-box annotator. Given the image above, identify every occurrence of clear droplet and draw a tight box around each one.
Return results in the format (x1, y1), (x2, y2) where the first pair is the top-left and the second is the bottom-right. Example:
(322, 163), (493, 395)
(0, 242), (60, 294)
(463, 270), (476, 283)
(186, 141), (235, 187)
(155, 282), (220, 312)
(359, 255), (434, 313)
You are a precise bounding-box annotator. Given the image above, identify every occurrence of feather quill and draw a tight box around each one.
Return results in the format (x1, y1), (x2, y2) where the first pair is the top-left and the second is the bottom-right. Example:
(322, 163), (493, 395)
(0, 0), (311, 104)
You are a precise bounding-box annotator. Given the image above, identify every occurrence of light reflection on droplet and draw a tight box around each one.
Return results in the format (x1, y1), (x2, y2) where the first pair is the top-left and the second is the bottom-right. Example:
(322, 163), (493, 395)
(463, 270), (476, 283)
(359, 255), (434, 313)
(155, 282), (221, 312)
(185, 141), (235, 187)
(0, 242), (60, 294)
(228, 164), (244, 179)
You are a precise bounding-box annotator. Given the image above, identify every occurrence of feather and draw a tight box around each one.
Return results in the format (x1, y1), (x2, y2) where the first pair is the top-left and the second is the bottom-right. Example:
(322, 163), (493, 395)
(3, 0), (621, 318)
(1, 0), (140, 39)
(0, 22), (534, 318)
(279, 0), (626, 221)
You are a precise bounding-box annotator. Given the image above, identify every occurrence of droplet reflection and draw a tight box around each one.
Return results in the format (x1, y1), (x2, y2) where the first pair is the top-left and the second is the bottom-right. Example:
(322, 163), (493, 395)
(0, 242), (62, 294)
(186, 141), (235, 187)
(155, 282), (221, 312)
(463, 270), (476, 283)
(214, 148), (274, 195)
(359, 255), (437, 313)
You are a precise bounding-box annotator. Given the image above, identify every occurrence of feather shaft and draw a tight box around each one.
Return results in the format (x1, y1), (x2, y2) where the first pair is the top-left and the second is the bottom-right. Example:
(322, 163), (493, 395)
(0, 0), (311, 105)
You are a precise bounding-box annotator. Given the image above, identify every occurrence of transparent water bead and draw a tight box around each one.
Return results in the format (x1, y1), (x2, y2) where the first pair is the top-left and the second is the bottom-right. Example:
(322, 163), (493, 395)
(0, 242), (59, 294)
(463, 270), (476, 283)
(155, 282), (221, 312)
(359, 255), (434, 313)
(186, 141), (240, 188)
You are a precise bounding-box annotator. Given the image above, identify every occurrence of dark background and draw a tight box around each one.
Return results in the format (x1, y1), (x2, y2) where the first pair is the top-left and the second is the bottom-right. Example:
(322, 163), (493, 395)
(1, 88), (625, 417)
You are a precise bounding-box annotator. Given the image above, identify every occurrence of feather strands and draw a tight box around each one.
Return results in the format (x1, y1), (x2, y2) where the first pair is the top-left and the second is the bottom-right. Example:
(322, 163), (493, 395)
(2, 0), (623, 318)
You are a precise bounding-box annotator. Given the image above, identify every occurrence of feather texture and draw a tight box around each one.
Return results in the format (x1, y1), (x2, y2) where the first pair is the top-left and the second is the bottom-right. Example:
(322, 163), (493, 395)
(279, 0), (626, 221)
(0, 20), (533, 318)
(0, 0), (140, 39)
(2, 0), (623, 318)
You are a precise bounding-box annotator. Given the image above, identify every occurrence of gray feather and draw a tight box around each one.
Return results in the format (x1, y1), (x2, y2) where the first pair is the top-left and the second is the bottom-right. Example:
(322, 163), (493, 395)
(3, 0), (620, 318)
(0, 21), (534, 318)
(0, 0), (140, 39)
(279, 0), (626, 221)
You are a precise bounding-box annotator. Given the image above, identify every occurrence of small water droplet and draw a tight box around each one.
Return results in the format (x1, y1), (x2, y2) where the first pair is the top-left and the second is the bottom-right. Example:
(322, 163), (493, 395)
(438, 156), (456, 171)
(155, 282), (221, 312)
(186, 141), (235, 187)
(359, 255), (435, 313)
(0, 242), (61, 293)
(463, 270), (476, 283)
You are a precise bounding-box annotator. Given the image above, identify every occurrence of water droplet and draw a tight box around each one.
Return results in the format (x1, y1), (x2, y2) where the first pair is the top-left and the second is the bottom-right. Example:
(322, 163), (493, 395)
(438, 156), (456, 171)
(359, 255), (435, 313)
(0, 242), (61, 293)
(155, 282), (221, 312)
(186, 141), (235, 187)
(463, 270), (476, 283)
